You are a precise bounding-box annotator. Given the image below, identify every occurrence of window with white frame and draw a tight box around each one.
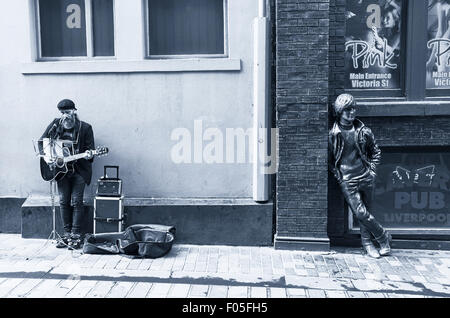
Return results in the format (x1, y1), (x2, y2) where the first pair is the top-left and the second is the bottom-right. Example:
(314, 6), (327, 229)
(146, 0), (227, 57)
(36, 0), (115, 59)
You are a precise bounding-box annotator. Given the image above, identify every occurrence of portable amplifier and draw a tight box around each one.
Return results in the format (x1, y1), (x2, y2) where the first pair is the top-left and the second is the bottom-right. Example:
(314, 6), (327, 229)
(96, 166), (122, 197)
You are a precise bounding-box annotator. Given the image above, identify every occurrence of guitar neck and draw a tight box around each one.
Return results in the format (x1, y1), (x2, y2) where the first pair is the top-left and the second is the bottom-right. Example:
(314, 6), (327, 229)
(63, 151), (95, 163)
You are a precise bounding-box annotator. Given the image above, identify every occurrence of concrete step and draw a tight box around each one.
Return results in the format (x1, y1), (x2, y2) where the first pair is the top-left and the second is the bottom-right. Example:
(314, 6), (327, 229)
(20, 196), (274, 245)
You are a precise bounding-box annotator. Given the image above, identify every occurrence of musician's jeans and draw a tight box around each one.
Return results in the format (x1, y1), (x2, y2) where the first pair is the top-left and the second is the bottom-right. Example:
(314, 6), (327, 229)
(57, 172), (86, 235)
(339, 174), (386, 246)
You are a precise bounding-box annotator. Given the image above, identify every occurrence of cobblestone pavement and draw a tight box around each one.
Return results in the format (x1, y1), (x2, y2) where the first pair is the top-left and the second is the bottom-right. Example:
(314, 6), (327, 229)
(0, 234), (449, 298)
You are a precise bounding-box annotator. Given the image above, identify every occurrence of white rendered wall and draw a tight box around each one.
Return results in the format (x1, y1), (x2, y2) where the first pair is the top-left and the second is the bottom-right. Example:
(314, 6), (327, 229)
(0, 0), (258, 198)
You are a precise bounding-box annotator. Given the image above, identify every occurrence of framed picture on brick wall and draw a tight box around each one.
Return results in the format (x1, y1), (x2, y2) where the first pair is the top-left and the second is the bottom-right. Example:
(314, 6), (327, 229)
(344, 0), (404, 94)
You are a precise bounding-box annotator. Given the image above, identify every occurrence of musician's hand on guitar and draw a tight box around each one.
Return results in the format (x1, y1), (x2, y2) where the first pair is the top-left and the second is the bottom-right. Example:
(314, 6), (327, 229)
(86, 150), (94, 160)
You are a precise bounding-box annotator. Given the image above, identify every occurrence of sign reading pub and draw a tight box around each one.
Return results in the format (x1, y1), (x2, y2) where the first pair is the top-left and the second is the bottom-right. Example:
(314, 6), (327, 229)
(352, 151), (450, 229)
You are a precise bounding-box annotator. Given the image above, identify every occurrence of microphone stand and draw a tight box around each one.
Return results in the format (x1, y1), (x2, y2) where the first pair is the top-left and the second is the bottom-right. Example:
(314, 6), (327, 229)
(27, 136), (65, 260)
(48, 178), (61, 242)
(47, 136), (64, 243)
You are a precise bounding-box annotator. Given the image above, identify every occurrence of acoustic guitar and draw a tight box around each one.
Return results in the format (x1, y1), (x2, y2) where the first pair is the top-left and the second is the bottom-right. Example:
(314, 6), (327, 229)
(40, 140), (109, 181)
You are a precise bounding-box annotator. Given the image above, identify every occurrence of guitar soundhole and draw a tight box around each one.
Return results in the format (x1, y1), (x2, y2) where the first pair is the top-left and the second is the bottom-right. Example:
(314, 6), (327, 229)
(56, 158), (65, 168)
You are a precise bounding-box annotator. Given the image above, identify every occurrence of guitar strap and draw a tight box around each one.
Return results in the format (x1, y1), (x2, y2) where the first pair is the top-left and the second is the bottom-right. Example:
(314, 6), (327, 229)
(73, 120), (82, 154)
(71, 121), (82, 169)
(62, 121), (82, 173)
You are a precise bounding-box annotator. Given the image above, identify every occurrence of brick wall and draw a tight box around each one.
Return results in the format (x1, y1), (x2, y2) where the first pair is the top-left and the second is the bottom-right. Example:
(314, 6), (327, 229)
(276, 0), (450, 244)
(328, 0), (345, 100)
(275, 0), (330, 248)
(326, 0), (450, 241)
(327, 0), (346, 239)
(362, 117), (450, 147)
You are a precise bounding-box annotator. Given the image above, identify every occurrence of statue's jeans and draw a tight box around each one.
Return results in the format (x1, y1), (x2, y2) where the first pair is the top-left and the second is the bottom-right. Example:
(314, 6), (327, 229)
(339, 174), (386, 245)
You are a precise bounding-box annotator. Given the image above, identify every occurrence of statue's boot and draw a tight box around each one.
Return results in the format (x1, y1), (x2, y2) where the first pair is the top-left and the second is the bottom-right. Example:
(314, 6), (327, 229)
(376, 231), (392, 256)
(362, 241), (380, 259)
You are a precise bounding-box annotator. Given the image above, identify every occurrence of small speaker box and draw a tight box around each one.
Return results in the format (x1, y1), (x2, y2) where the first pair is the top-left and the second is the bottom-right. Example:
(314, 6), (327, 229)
(94, 196), (124, 234)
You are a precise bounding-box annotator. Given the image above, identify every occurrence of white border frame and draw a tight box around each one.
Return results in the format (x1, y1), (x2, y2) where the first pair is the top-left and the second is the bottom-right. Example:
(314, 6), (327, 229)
(144, 0), (229, 59)
(34, 0), (116, 61)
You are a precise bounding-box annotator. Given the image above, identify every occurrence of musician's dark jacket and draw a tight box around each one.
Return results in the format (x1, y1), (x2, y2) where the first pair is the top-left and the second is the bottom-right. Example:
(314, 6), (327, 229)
(328, 118), (381, 184)
(41, 118), (95, 185)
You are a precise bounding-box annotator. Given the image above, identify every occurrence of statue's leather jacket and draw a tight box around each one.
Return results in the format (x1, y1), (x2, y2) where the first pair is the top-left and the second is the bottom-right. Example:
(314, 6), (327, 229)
(328, 118), (381, 183)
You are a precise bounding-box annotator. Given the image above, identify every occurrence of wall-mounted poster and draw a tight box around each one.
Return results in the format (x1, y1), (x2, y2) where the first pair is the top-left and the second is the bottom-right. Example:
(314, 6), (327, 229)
(427, 0), (450, 89)
(351, 150), (450, 229)
(345, 0), (403, 90)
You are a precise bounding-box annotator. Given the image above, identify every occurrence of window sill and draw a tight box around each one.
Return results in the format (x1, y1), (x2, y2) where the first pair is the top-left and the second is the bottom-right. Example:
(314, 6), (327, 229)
(357, 100), (450, 117)
(21, 58), (242, 74)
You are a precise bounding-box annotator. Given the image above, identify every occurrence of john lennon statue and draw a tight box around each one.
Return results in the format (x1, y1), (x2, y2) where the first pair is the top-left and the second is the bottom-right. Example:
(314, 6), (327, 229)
(329, 93), (391, 258)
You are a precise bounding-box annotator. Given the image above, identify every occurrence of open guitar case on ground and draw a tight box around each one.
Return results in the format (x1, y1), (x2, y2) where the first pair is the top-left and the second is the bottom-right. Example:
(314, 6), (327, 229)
(83, 224), (176, 258)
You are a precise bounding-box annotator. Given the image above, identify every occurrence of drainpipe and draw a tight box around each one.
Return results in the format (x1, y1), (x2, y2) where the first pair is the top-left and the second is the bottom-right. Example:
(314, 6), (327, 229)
(253, 0), (271, 202)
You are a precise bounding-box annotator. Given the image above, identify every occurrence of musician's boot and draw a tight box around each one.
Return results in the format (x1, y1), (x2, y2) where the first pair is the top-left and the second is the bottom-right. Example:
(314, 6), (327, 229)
(68, 233), (83, 250)
(56, 233), (70, 248)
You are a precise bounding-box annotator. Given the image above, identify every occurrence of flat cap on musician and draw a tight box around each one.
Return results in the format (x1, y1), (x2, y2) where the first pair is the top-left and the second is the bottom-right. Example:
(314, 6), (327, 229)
(57, 99), (77, 111)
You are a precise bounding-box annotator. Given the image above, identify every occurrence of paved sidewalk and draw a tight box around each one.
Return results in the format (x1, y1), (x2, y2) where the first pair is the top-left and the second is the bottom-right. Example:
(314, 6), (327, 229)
(0, 234), (449, 298)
